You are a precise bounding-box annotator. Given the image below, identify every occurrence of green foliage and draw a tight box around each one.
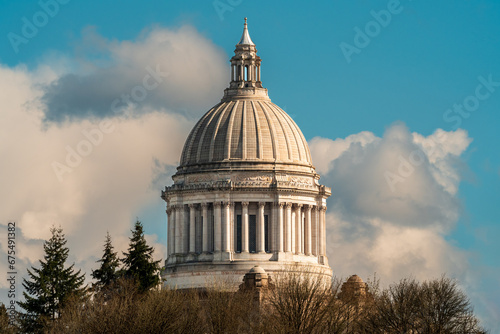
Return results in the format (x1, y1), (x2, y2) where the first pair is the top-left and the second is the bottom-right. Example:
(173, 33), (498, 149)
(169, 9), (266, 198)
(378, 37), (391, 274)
(121, 220), (161, 292)
(17, 226), (86, 333)
(91, 232), (120, 292)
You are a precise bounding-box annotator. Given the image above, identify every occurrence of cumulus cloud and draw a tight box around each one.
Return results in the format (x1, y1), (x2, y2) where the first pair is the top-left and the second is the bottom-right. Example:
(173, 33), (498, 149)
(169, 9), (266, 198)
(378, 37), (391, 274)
(0, 24), (228, 291)
(309, 123), (472, 282)
(0, 64), (190, 289)
(308, 123), (500, 326)
(40, 25), (228, 123)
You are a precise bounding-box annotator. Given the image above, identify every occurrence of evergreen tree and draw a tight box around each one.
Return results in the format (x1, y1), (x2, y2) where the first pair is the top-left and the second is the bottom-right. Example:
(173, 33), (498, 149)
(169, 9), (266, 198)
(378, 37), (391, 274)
(122, 220), (161, 292)
(91, 232), (120, 291)
(18, 226), (86, 333)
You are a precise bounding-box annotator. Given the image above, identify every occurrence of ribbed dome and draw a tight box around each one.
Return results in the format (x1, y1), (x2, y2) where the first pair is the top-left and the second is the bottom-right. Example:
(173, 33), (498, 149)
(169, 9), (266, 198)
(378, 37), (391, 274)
(180, 99), (312, 167)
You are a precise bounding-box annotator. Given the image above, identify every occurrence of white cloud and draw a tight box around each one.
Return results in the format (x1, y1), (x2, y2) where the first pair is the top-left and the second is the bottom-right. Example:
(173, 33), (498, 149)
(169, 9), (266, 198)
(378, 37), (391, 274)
(309, 131), (377, 175)
(309, 123), (472, 283)
(309, 123), (500, 330)
(0, 24), (227, 290)
(40, 25), (228, 123)
(309, 124), (500, 327)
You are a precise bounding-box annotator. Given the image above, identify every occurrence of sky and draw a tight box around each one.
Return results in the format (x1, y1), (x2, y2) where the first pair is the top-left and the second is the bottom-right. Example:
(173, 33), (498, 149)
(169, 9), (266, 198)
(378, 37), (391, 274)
(0, 0), (499, 330)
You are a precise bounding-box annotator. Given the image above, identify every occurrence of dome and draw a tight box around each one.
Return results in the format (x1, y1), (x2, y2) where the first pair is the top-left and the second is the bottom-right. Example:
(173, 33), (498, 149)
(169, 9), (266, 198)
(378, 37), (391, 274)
(249, 265), (267, 274)
(162, 19), (332, 291)
(176, 18), (314, 175)
(179, 99), (312, 168)
(347, 275), (364, 283)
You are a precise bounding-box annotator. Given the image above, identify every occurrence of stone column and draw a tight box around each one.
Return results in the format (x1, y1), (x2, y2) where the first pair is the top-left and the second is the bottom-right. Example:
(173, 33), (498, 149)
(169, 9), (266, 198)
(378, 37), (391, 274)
(166, 207), (173, 257)
(318, 206), (326, 257)
(174, 205), (183, 254)
(189, 204), (196, 254)
(223, 202), (231, 252)
(295, 204), (303, 254)
(201, 203), (209, 253)
(277, 202), (284, 253)
(270, 202), (276, 253)
(214, 202), (222, 252)
(257, 202), (266, 253)
(302, 211), (305, 252)
(285, 203), (292, 253)
(321, 206), (327, 256)
(182, 206), (189, 254)
(305, 205), (312, 256)
(312, 206), (318, 256)
(242, 202), (249, 253)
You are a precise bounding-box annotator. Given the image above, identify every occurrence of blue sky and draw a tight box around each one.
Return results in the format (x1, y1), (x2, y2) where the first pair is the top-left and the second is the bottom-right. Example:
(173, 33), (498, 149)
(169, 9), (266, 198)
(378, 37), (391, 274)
(0, 0), (499, 330)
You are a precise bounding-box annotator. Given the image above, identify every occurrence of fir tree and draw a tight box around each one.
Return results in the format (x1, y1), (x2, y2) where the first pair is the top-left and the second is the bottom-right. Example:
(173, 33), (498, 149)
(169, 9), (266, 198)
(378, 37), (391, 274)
(18, 226), (86, 333)
(91, 232), (120, 291)
(122, 220), (161, 292)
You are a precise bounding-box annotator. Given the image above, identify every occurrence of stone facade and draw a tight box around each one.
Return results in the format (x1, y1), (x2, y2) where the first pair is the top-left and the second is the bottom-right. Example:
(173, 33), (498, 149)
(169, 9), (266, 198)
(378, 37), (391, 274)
(162, 18), (332, 289)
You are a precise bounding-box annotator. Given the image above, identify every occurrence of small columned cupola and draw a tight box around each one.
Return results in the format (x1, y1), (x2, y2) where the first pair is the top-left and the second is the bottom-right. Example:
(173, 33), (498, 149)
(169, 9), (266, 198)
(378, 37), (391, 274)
(223, 18), (268, 101)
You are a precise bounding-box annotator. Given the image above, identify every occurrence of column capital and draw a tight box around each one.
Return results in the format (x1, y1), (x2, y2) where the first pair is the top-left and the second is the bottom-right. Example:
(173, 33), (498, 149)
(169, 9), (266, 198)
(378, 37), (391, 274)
(201, 203), (208, 209)
(320, 205), (327, 212)
(213, 201), (222, 208)
(294, 203), (303, 209)
(241, 201), (249, 207)
(274, 202), (285, 208)
(285, 202), (293, 209)
(166, 206), (173, 215)
(304, 204), (313, 212)
(188, 203), (197, 209)
(223, 201), (232, 208)
(258, 201), (266, 208)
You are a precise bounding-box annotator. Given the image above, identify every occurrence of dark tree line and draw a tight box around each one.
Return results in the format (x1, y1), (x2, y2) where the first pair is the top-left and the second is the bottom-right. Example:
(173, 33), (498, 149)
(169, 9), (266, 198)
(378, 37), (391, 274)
(13, 270), (487, 334)
(7, 220), (160, 333)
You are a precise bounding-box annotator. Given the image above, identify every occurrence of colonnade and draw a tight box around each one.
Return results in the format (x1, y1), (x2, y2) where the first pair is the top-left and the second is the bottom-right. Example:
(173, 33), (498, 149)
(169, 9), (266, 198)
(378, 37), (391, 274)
(231, 63), (261, 83)
(166, 201), (327, 261)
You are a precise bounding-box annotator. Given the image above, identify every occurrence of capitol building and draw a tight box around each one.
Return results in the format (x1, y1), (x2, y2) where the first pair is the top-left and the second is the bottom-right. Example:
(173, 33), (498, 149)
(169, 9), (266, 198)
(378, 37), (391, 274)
(162, 19), (332, 289)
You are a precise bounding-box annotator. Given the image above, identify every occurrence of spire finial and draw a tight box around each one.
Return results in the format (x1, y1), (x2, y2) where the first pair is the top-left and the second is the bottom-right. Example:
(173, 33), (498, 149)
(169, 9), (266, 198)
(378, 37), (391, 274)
(237, 17), (254, 45)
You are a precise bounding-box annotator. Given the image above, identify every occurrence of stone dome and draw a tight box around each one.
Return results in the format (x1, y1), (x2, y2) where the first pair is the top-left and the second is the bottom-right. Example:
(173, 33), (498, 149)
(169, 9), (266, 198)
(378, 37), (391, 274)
(179, 99), (313, 168)
(249, 265), (267, 274)
(347, 275), (364, 283)
(161, 19), (332, 291)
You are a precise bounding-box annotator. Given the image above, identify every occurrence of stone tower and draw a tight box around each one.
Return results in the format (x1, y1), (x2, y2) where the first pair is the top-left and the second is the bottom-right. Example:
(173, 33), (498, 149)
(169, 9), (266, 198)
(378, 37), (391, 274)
(161, 18), (332, 289)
